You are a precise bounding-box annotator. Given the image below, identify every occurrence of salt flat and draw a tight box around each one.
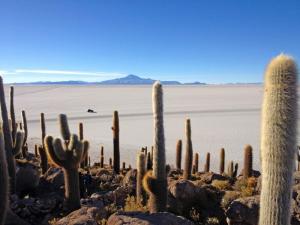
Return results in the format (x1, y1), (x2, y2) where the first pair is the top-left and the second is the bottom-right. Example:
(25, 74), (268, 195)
(5, 84), (285, 171)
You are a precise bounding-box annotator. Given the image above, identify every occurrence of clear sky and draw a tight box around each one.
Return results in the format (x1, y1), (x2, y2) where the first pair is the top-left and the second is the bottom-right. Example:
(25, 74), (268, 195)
(1, 0), (299, 83)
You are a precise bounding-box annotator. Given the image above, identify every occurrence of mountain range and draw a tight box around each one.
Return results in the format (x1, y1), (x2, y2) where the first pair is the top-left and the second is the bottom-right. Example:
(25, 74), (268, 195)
(12, 75), (206, 85)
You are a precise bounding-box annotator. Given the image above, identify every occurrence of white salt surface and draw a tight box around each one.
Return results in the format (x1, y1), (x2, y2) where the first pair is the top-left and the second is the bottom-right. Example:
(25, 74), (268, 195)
(6, 84), (293, 172)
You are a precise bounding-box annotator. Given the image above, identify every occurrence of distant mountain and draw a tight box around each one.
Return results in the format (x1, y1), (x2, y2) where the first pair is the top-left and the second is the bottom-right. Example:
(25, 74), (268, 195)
(12, 74), (206, 85)
(99, 74), (181, 85)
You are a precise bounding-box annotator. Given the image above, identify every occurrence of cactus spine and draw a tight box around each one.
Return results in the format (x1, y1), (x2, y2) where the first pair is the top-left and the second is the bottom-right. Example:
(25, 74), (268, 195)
(143, 81), (167, 213)
(220, 148), (225, 174)
(183, 119), (193, 180)
(176, 139), (182, 170)
(259, 54), (298, 225)
(0, 77), (24, 193)
(136, 152), (146, 204)
(0, 130), (9, 225)
(243, 145), (253, 178)
(112, 110), (120, 174)
(44, 114), (89, 211)
(204, 152), (210, 172)
(100, 146), (104, 168)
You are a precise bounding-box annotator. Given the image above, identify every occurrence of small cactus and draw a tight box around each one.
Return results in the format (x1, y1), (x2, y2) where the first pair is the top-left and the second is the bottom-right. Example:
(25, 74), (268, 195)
(112, 111), (120, 174)
(143, 81), (167, 213)
(109, 157), (112, 168)
(21, 110), (28, 157)
(259, 54), (298, 225)
(122, 162), (126, 170)
(220, 148), (225, 174)
(176, 139), (182, 170)
(183, 119), (193, 180)
(227, 161), (234, 178)
(136, 152), (146, 204)
(45, 114), (89, 211)
(0, 130), (9, 225)
(194, 153), (199, 173)
(204, 152), (210, 172)
(38, 144), (48, 174)
(40, 113), (46, 147)
(233, 163), (238, 178)
(146, 151), (152, 170)
(100, 146), (104, 168)
(243, 145), (253, 178)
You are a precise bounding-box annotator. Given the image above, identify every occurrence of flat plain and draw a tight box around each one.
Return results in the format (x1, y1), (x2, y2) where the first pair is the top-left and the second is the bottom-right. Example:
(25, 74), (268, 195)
(7, 84), (279, 171)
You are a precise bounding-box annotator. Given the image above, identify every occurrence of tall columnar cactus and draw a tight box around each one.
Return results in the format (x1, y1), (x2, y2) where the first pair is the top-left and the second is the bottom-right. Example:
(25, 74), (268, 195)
(143, 81), (167, 213)
(194, 153), (199, 173)
(0, 76), (24, 193)
(38, 145), (48, 174)
(21, 110), (28, 157)
(109, 157), (112, 168)
(297, 146), (300, 171)
(136, 152), (146, 204)
(40, 113), (46, 146)
(233, 163), (238, 178)
(243, 145), (253, 178)
(0, 130), (9, 225)
(146, 152), (152, 170)
(176, 139), (182, 170)
(10, 86), (16, 144)
(183, 119), (193, 180)
(112, 110), (120, 174)
(44, 114), (89, 211)
(259, 54), (298, 225)
(79, 122), (83, 141)
(204, 152), (210, 172)
(220, 148), (225, 174)
(100, 146), (104, 168)
(227, 161), (234, 178)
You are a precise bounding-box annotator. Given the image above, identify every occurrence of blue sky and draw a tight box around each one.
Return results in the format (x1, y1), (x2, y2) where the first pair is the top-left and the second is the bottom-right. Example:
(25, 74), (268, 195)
(0, 0), (299, 83)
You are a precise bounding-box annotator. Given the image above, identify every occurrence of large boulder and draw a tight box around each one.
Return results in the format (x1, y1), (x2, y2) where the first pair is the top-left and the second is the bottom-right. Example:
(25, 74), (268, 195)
(54, 207), (105, 225)
(42, 167), (64, 190)
(107, 211), (194, 225)
(226, 195), (259, 225)
(16, 160), (40, 196)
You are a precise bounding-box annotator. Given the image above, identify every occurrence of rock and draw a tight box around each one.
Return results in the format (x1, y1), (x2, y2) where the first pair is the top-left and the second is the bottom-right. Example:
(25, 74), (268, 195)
(225, 195), (259, 225)
(122, 169), (137, 188)
(16, 160), (40, 196)
(43, 167), (64, 189)
(196, 172), (228, 184)
(107, 211), (194, 225)
(54, 207), (104, 225)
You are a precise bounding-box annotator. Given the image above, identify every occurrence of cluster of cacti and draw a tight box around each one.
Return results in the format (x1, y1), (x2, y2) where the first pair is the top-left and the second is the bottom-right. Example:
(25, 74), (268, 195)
(0, 130), (9, 225)
(259, 54), (298, 225)
(45, 114), (89, 211)
(143, 81), (167, 213)
(219, 148), (225, 174)
(136, 152), (146, 204)
(112, 110), (120, 174)
(0, 77), (25, 193)
(243, 145), (253, 178)
(204, 152), (210, 172)
(176, 139), (182, 170)
(183, 119), (193, 180)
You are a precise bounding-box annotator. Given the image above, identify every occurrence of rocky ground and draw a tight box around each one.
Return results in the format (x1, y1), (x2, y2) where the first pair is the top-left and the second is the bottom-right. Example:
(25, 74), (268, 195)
(6, 153), (300, 225)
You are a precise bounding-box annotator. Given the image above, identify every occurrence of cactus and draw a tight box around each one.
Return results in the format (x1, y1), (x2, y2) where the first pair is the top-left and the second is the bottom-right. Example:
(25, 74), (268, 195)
(183, 119), (193, 180)
(204, 152), (210, 172)
(44, 114), (89, 211)
(176, 139), (182, 170)
(233, 163), (238, 178)
(146, 151), (152, 170)
(10, 86), (16, 144)
(79, 122), (83, 141)
(112, 110), (120, 174)
(220, 148), (225, 174)
(100, 146), (104, 168)
(259, 54), (298, 225)
(143, 81), (167, 213)
(109, 157), (112, 167)
(122, 162), (126, 170)
(243, 145), (253, 178)
(297, 146), (300, 171)
(0, 130), (9, 225)
(227, 161), (234, 178)
(192, 165), (196, 174)
(38, 144), (48, 174)
(41, 113), (46, 146)
(194, 152), (199, 173)
(137, 152), (146, 204)
(34, 144), (38, 157)
(0, 77), (25, 193)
